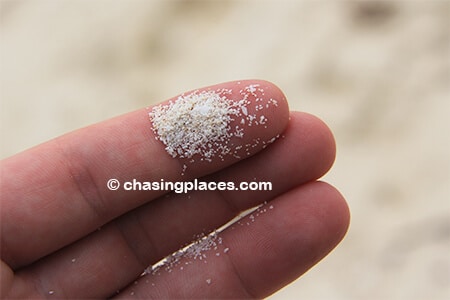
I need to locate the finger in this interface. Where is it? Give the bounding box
[116,181,350,299]
[0,80,289,268]
[9,112,336,298]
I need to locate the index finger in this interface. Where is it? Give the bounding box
[0,80,289,268]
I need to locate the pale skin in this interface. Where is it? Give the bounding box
[0,80,350,299]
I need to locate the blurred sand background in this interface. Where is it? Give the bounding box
[0,0,449,299]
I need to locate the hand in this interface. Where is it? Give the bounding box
[0,80,349,299]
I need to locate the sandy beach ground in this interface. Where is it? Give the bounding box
[1,1,449,299]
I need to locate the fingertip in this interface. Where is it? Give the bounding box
[229,79,290,137]
[148,79,291,172]
[274,181,350,259]
[221,181,350,298]
[309,181,351,244]
[282,112,337,179]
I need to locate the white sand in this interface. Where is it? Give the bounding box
[1,1,449,299]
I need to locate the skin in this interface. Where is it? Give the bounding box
[0,80,350,299]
